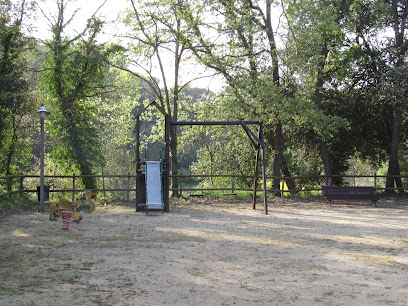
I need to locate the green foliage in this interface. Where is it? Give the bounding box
[2,0,408,198]
[40,7,114,189]
[189,126,255,189]
[0,0,37,178]
[178,94,261,189]
[378,65,408,108]
[282,0,376,180]
[0,192,37,213]
[95,66,142,175]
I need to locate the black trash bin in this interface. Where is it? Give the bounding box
[37,185,50,202]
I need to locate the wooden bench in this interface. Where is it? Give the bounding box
[321,186,379,205]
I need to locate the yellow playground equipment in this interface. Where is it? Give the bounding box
[49,190,96,223]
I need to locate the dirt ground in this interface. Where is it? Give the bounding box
[0,196,407,306]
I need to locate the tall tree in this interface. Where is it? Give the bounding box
[383,0,408,192]
[344,0,408,191]
[0,0,36,183]
[120,0,207,195]
[95,65,141,177]
[179,0,292,193]
[40,0,112,189]
[283,0,356,185]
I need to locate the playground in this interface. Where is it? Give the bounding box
[0,197,407,305]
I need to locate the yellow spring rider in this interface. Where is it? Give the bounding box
[49,190,96,223]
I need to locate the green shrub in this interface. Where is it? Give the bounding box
[0,192,37,213]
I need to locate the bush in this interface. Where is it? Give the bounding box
[0,192,37,214]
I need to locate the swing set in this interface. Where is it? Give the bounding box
[135,101,268,215]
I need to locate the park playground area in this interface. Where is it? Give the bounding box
[0,197,408,305]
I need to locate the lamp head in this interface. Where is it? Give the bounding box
[37,104,51,118]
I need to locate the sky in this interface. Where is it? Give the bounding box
[35,0,129,42]
[32,0,225,92]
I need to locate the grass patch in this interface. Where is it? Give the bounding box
[188,268,207,277]
[57,255,73,261]
[185,189,253,200]
[0,281,37,296]
[12,229,30,237]
[356,255,408,269]
[0,193,38,214]
[64,272,81,282]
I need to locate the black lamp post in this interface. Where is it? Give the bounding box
[37,104,50,212]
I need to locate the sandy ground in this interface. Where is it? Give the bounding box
[0,197,407,306]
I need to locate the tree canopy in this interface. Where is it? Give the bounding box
[1,0,408,196]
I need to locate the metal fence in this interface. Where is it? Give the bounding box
[0,174,136,202]
[172,174,406,195]
[1,173,406,201]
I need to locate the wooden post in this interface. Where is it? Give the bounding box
[374,172,377,190]
[7,176,12,197]
[260,123,268,215]
[179,174,183,197]
[127,172,131,203]
[102,169,106,198]
[20,174,24,197]
[280,177,283,198]
[232,175,235,194]
[136,117,140,171]
[164,115,170,212]
[252,145,260,210]
[72,174,76,201]
[136,116,141,211]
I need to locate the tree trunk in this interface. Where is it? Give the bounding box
[170,124,178,197]
[281,156,296,193]
[314,42,334,185]
[5,116,18,192]
[272,121,282,196]
[74,138,97,190]
[386,104,404,192]
[265,2,283,196]
[319,140,333,186]
[79,164,96,190]
[385,1,406,193]
[68,123,97,190]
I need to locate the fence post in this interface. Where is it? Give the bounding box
[72,174,76,201]
[7,175,12,197]
[179,174,183,197]
[232,175,235,194]
[374,172,377,190]
[102,169,106,198]
[20,174,24,197]
[280,177,283,198]
[127,172,131,203]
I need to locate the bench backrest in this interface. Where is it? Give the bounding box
[322,186,376,195]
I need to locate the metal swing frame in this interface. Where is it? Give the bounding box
[135,101,268,215]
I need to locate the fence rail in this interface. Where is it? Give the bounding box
[172,173,407,195]
[0,174,137,202]
[0,173,406,201]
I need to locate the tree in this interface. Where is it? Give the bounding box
[179,0,294,194]
[95,64,141,177]
[120,0,209,195]
[343,0,408,191]
[0,0,36,185]
[282,0,382,185]
[382,1,408,192]
[181,94,266,189]
[40,0,112,189]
